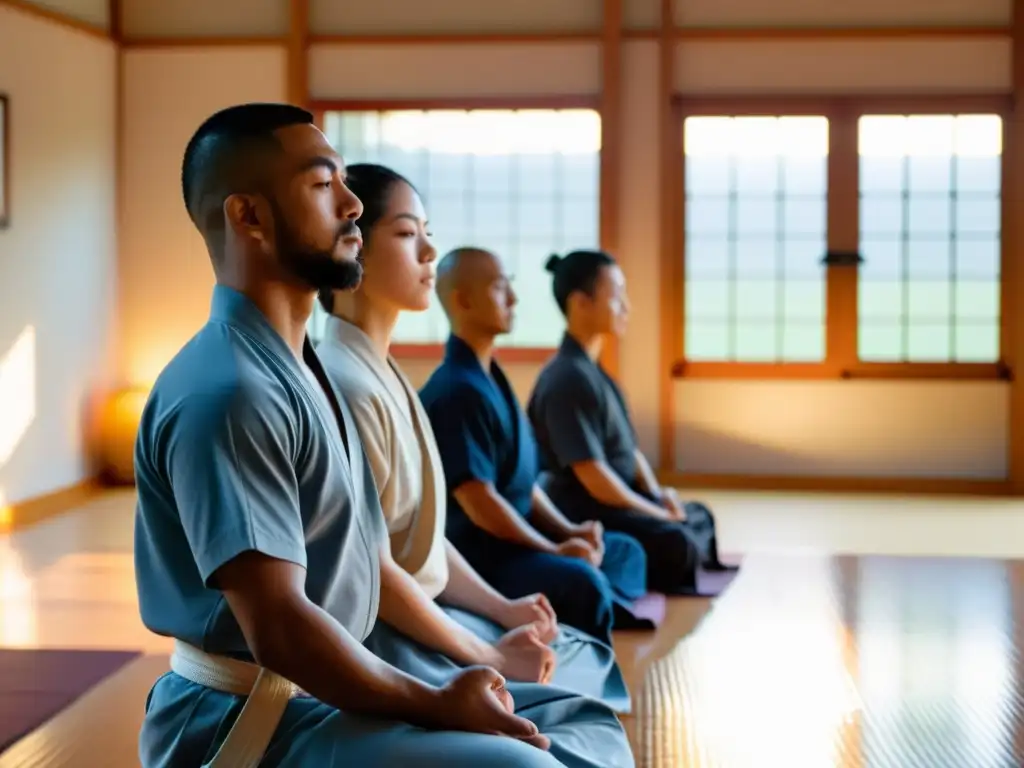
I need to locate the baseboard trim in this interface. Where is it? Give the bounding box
[658,472,1012,497]
[1,479,104,532]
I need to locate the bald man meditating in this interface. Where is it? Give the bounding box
[417,247,652,646]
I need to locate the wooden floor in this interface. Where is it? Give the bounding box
[3,488,1024,767]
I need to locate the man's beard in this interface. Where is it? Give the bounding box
[275,216,363,292]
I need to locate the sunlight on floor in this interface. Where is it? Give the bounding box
[662,557,861,767]
[0,535,37,646]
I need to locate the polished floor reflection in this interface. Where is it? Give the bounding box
[4,489,1024,767]
[636,554,1024,768]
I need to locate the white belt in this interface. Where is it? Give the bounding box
[170,640,304,768]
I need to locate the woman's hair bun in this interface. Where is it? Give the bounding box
[544,253,562,273]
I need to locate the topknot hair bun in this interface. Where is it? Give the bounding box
[544,253,562,273]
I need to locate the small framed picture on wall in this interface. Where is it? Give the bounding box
[0,94,7,229]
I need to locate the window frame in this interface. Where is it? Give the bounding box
[666,93,1014,381]
[311,96,603,364]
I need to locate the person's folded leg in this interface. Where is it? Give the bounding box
[142,666,635,768]
[598,530,647,601]
[464,541,617,646]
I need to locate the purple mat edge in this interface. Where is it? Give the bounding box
[694,553,743,597]
[0,648,143,755]
[626,557,744,626]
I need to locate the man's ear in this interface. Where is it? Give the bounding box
[224,193,269,244]
[565,289,584,316]
[452,285,472,312]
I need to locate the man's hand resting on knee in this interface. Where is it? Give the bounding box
[556,537,603,567]
[492,623,556,684]
[431,667,551,750]
[498,593,558,644]
[212,551,550,750]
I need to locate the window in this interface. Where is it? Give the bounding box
[683,115,829,362]
[314,108,602,348]
[858,114,1002,363]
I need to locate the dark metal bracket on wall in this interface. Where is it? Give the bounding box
[821,250,864,267]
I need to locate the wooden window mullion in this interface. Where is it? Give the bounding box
[825,108,860,373]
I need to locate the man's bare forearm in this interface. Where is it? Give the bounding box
[633,448,661,497]
[455,483,559,553]
[572,460,668,519]
[439,541,511,625]
[529,486,577,542]
[377,554,498,668]
[245,595,444,727]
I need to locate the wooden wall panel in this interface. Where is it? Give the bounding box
[674,381,1009,478]
[624,0,660,30]
[20,0,107,28]
[310,0,601,35]
[121,0,287,38]
[309,42,601,99]
[675,38,1012,94]
[674,0,1010,28]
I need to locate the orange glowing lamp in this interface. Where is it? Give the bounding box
[97,386,150,485]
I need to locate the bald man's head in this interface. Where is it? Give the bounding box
[435,246,517,338]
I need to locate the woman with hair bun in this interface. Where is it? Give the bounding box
[528,250,736,596]
[314,166,638,764]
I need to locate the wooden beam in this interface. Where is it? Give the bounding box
[825,107,859,375]
[310,31,603,45]
[107,24,1012,50]
[598,0,623,379]
[305,25,1008,47]
[0,0,109,39]
[308,96,598,112]
[1008,0,1024,494]
[657,0,678,473]
[108,0,120,42]
[675,93,1012,116]
[287,0,309,107]
[390,345,554,365]
[672,361,1008,380]
[0,480,102,532]
[659,471,1012,497]
[121,35,285,48]
[673,24,1008,41]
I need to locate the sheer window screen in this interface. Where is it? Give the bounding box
[310,109,602,347]
[683,116,829,363]
[858,114,1002,363]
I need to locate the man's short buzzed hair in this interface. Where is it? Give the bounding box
[435,246,494,318]
[180,103,314,256]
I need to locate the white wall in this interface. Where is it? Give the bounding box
[119,47,286,386]
[0,4,117,504]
